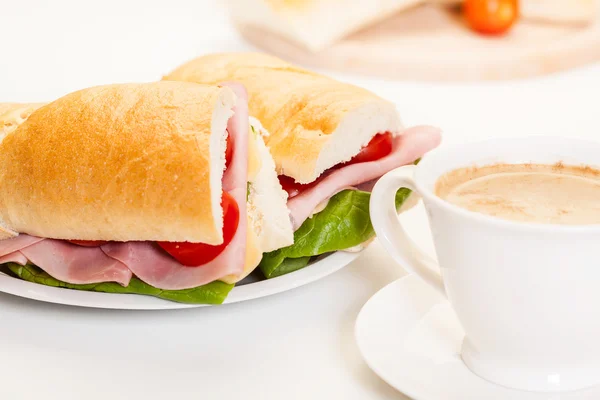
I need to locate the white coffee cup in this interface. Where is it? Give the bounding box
[369,136,600,393]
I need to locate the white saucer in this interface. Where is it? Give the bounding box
[355,274,600,400]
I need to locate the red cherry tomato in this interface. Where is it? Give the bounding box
[158,191,239,267]
[464,0,518,35]
[278,132,394,199]
[68,240,108,247]
[225,130,234,169]
[345,132,393,166]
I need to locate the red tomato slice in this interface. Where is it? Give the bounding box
[345,132,393,166]
[68,240,109,247]
[279,132,393,199]
[158,191,239,267]
[225,130,234,169]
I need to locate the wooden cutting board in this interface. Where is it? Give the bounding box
[237,4,600,81]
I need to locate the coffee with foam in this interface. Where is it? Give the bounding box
[435,163,600,225]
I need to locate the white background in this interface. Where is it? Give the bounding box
[1,1,599,399]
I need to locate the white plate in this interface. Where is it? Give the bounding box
[0,251,361,310]
[355,274,600,400]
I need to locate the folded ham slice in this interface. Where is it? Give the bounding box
[0,252,28,266]
[0,235,132,286]
[21,240,133,286]
[101,241,233,290]
[0,234,43,255]
[286,126,442,230]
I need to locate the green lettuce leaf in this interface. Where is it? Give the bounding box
[259,188,412,278]
[267,256,311,278]
[7,263,233,305]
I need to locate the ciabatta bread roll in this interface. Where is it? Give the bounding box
[0,82,235,243]
[164,52,402,184]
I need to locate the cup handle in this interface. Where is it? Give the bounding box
[370,165,446,297]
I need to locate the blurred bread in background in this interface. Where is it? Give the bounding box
[228,0,598,52]
[520,0,598,24]
[227,0,425,51]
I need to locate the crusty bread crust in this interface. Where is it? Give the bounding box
[0,103,46,239]
[163,52,402,183]
[0,82,236,243]
[1,103,45,143]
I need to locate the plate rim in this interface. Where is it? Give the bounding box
[0,250,362,310]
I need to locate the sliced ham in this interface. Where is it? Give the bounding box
[0,234,132,286]
[216,82,250,280]
[101,241,230,290]
[20,239,132,286]
[0,235,43,268]
[287,125,442,230]
[0,252,28,266]
[0,234,43,256]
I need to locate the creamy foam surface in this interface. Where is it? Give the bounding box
[435,163,600,225]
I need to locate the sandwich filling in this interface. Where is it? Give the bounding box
[285,126,440,230]
[258,125,441,278]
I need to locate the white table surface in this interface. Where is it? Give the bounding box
[1,1,599,399]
